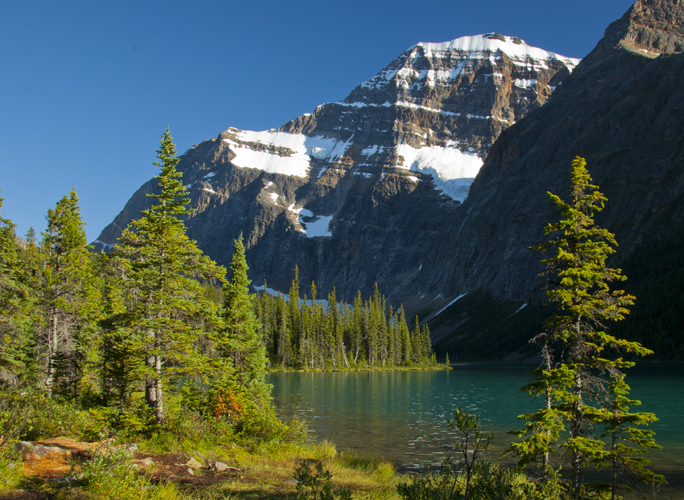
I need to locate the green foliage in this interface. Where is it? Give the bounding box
[509,157,662,499]
[294,460,352,500]
[397,407,494,500]
[37,189,103,399]
[220,235,266,385]
[74,449,178,499]
[0,451,22,493]
[113,128,226,425]
[396,411,570,500]
[0,196,34,385]
[207,375,289,442]
[254,274,438,371]
[597,373,665,496]
[0,388,33,455]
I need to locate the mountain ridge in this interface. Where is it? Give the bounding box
[94,33,577,308]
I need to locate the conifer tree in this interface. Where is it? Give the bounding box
[37,190,101,398]
[221,235,265,386]
[509,158,660,498]
[0,196,33,385]
[115,128,226,424]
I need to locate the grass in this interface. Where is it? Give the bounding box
[4,434,404,500]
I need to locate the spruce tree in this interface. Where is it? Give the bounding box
[37,190,101,398]
[221,235,266,385]
[115,128,226,424]
[509,158,660,497]
[0,196,33,385]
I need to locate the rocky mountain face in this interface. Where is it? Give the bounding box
[95,0,684,360]
[429,0,684,359]
[425,0,684,300]
[94,34,578,306]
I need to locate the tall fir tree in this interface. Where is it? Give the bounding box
[220,235,266,386]
[37,190,101,398]
[115,128,226,424]
[508,158,660,498]
[0,195,33,385]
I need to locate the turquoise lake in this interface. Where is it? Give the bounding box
[267,363,684,497]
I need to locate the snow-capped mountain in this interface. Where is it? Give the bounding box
[94,33,577,308]
[96,0,684,361]
[219,33,578,202]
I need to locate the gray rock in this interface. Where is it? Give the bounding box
[92,0,684,360]
[185,457,202,470]
[213,461,229,472]
[93,30,575,314]
[139,458,155,468]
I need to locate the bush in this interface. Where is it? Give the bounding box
[0,452,22,493]
[206,377,290,442]
[294,460,352,500]
[18,392,109,442]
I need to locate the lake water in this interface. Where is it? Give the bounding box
[268,363,684,497]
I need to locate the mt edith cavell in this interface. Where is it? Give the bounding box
[94,35,578,299]
[96,0,684,359]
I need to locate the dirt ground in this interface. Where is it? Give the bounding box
[0,438,256,500]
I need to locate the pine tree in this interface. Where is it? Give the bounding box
[600,373,665,499]
[115,128,226,424]
[37,190,101,398]
[509,158,659,497]
[0,196,33,385]
[221,235,265,385]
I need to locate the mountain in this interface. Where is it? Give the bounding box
[93,33,578,305]
[96,0,684,361]
[429,0,684,359]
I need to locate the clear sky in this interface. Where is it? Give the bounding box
[0,0,635,241]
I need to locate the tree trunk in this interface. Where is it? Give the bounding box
[154,353,164,425]
[45,312,58,397]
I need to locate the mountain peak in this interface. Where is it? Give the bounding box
[604,0,684,56]
[415,33,580,67]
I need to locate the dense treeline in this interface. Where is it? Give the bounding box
[254,271,435,370]
[0,128,439,431]
[0,130,283,437]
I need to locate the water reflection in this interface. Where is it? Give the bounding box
[268,364,684,490]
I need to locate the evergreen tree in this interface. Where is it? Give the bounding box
[599,373,665,499]
[37,190,101,398]
[0,196,33,385]
[509,158,660,497]
[221,235,265,385]
[115,128,226,424]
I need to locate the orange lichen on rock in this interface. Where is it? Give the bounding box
[15,437,109,479]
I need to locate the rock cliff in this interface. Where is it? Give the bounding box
[94,34,577,306]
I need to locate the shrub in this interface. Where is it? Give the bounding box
[294,460,352,500]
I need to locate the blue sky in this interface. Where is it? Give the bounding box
[0,0,635,241]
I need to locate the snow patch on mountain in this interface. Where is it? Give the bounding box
[395,145,483,202]
[222,129,352,177]
[418,34,580,69]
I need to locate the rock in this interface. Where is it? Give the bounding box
[185,457,202,470]
[187,468,194,476]
[92,0,684,361]
[139,458,155,468]
[283,478,299,486]
[14,440,79,461]
[213,461,229,472]
[93,33,576,313]
[126,444,138,453]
